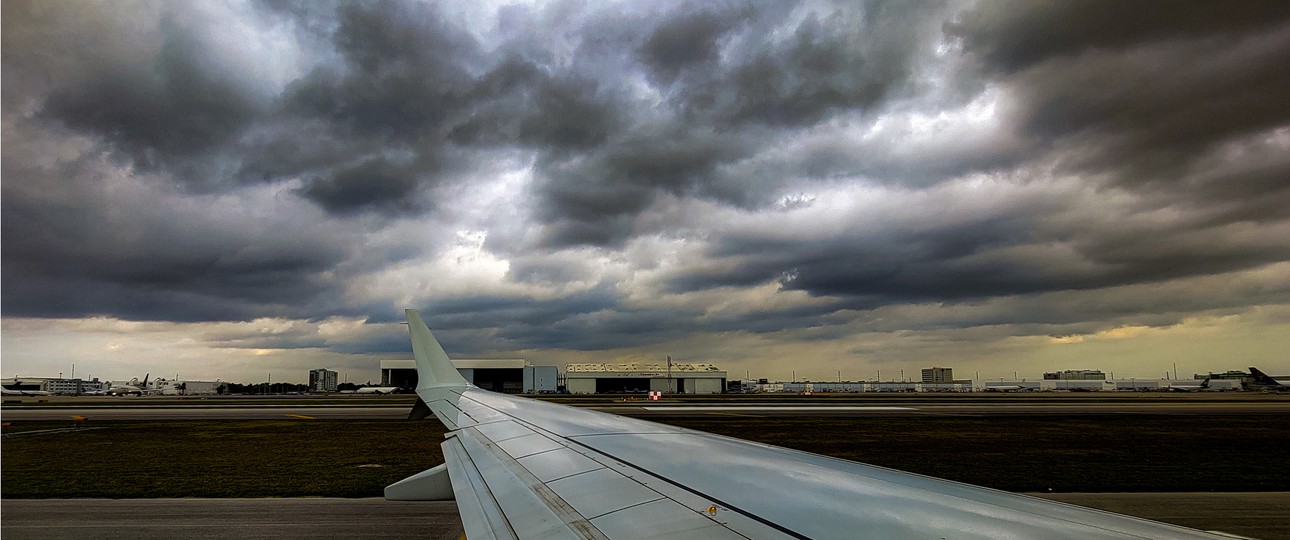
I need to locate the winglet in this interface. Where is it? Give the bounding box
[406,309,469,390]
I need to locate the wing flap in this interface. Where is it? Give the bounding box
[442,435,515,540]
[445,424,605,539]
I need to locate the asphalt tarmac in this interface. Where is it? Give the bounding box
[5,400,1290,420]
[0,406,408,421]
[3,494,1286,540]
[0,499,464,540]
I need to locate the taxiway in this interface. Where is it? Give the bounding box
[4,400,1289,420]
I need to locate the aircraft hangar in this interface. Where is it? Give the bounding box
[380,359,557,394]
[564,362,727,394]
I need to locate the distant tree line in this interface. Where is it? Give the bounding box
[215,382,310,395]
[212,381,400,395]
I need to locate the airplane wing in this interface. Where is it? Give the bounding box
[388,309,1228,539]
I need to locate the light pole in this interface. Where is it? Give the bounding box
[666,355,673,394]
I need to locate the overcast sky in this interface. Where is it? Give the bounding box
[4,0,1289,384]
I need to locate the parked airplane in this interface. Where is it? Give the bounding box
[1248,367,1290,392]
[386,309,1231,539]
[1168,378,1211,392]
[107,374,152,396]
[355,386,401,394]
[983,384,1026,392]
[1,387,51,397]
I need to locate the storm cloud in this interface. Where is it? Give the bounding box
[3,0,1288,381]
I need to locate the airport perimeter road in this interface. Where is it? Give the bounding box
[3,495,1286,539]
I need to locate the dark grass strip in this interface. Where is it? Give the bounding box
[2,414,1287,498]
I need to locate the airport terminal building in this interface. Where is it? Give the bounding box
[565,362,727,394]
[380,359,557,394]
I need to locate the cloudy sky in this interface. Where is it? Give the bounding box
[4,0,1290,384]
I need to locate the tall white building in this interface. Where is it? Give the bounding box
[1044,370,1106,380]
[921,367,954,383]
[309,368,338,393]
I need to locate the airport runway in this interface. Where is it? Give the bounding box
[3,495,1286,540]
[614,401,1290,417]
[5,401,1290,420]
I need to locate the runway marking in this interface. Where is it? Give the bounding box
[286,414,316,420]
[641,406,915,412]
[707,411,763,417]
[1,426,107,437]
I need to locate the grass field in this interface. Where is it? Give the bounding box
[2,420,446,498]
[3,414,1288,498]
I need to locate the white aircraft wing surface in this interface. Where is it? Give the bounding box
[387,310,1228,539]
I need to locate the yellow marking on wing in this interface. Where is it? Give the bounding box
[286,414,316,420]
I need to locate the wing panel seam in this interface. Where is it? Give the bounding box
[559,434,810,540]
[442,436,518,539]
[582,495,667,521]
[461,427,610,540]
[456,394,789,539]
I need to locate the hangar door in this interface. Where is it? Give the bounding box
[596,378,651,394]
[472,368,525,394]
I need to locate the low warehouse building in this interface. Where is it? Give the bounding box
[565,362,726,395]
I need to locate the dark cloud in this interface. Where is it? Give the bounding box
[285,1,480,138]
[665,188,1290,311]
[533,123,759,247]
[251,1,491,216]
[3,0,1288,369]
[947,0,1290,74]
[668,1,946,128]
[1010,32,1290,181]
[296,157,426,215]
[948,1,1290,206]
[414,287,644,352]
[5,4,262,181]
[639,7,748,85]
[524,1,958,248]
[0,121,350,321]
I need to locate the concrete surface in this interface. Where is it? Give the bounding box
[0,499,464,540]
[3,494,1287,539]
[1036,492,1290,540]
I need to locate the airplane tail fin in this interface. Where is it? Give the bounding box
[1249,367,1283,386]
[1200,378,1210,389]
[405,309,469,391]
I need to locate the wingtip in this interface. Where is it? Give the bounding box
[405,308,469,389]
